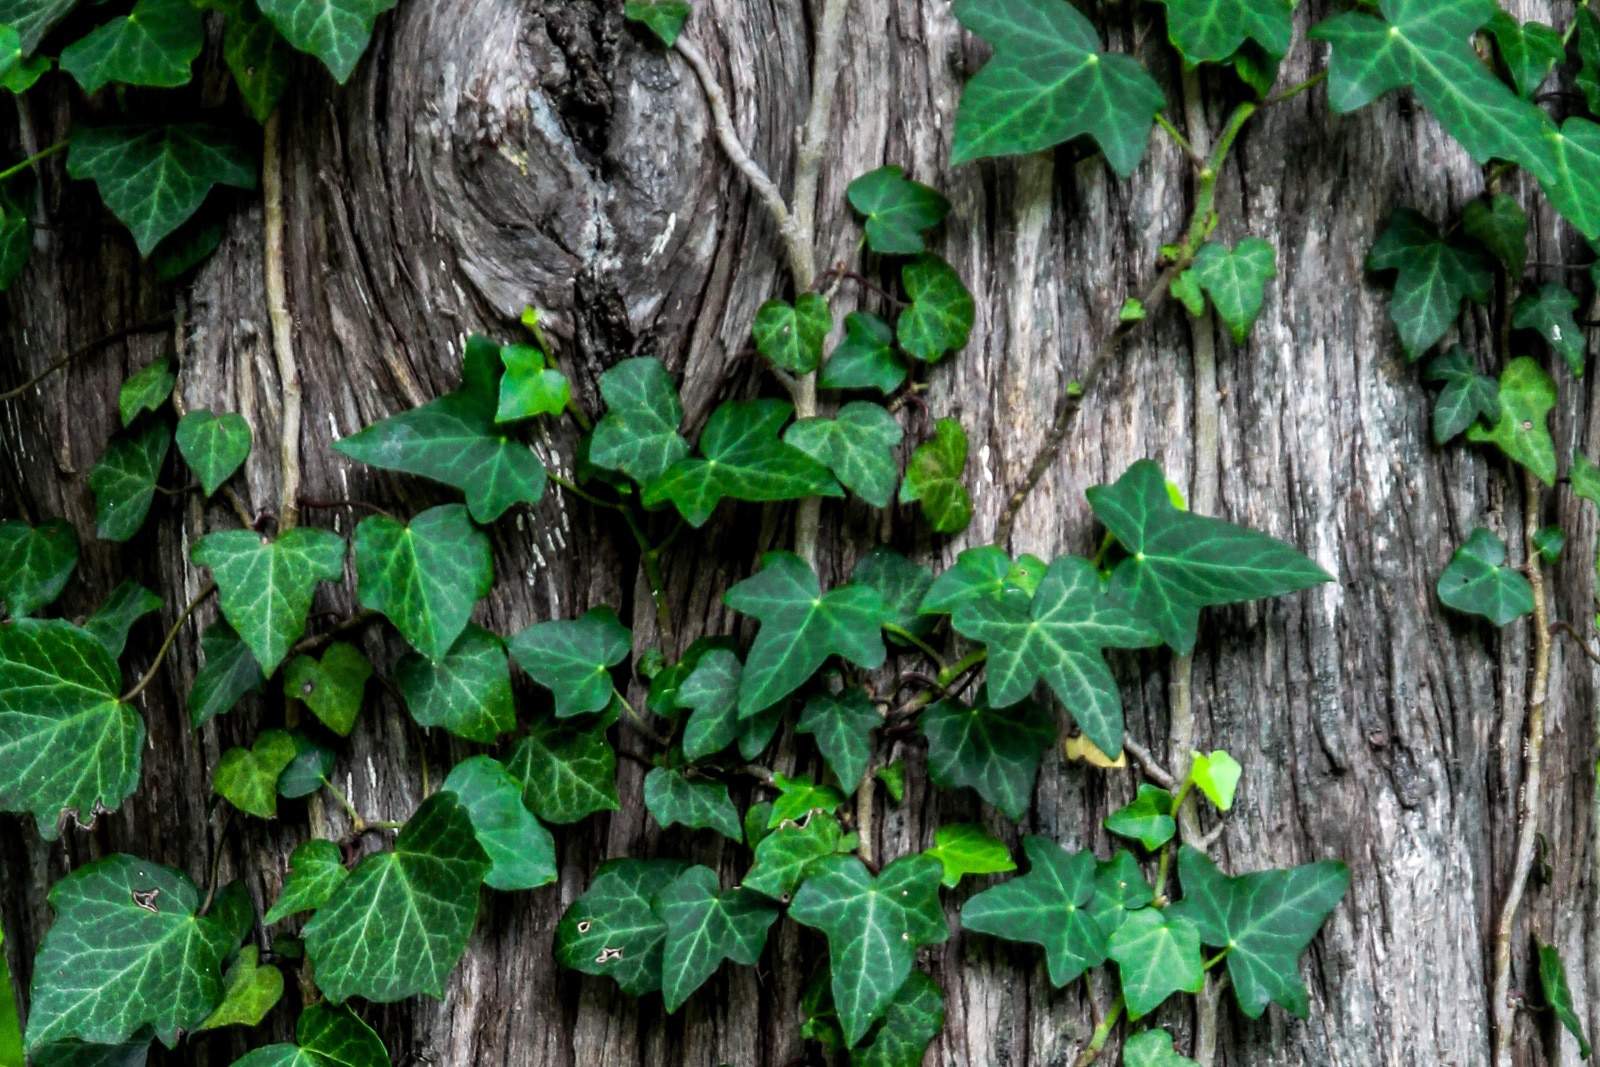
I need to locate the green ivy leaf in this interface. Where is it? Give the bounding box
[59,0,203,93]
[951,554,1161,757]
[1533,525,1565,563]
[1183,238,1276,342]
[743,810,847,901]
[84,581,162,657]
[789,854,949,1047]
[196,946,283,1031]
[68,124,257,256]
[496,343,569,423]
[846,166,950,255]
[1106,907,1205,1020]
[264,839,348,924]
[188,622,264,728]
[898,417,972,534]
[961,836,1105,985]
[724,552,887,715]
[644,399,842,526]
[798,688,878,793]
[1169,845,1350,1018]
[1364,208,1493,360]
[508,606,631,718]
[1575,451,1600,507]
[589,357,689,486]
[1188,749,1241,811]
[354,504,491,663]
[24,854,232,1049]
[506,717,619,823]
[624,0,689,46]
[1087,459,1332,654]
[1124,1029,1200,1067]
[555,858,689,995]
[950,0,1164,176]
[655,865,778,1013]
[754,294,832,374]
[769,772,846,827]
[0,0,75,54]
[303,791,490,1003]
[0,518,78,618]
[1152,0,1291,65]
[1486,12,1562,98]
[876,761,906,803]
[90,420,171,542]
[1513,283,1586,377]
[1461,195,1528,276]
[276,732,334,799]
[1105,784,1176,851]
[214,729,298,818]
[119,360,175,427]
[282,642,371,737]
[1538,942,1593,1058]
[851,970,944,1067]
[851,548,934,643]
[0,619,142,838]
[27,1039,152,1067]
[441,755,557,892]
[1091,849,1155,938]
[920,695,1054,821]
[819,312,908,395]
[1436,527,1534,626]
[1465,356,1557,485]
[216,0,296,123]
[924,823,1015,888]
[896,255,973,363]
[679,647,775,760]
[395,624,514,743]
[1423,346,1500,445]
[192,527,347,675]
[1542,118,1600,242]
[643,767,742,841]
[175,410,252,496]
[919,545,1046,615]
[1580,9,1600,115]
[229,1003,388,1067]
[784,401,903,508]
[257,0,395,82]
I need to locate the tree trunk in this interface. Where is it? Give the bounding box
[2,1,1596,1065]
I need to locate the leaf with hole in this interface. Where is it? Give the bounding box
[1436,527,1533,626]
[506,717,619,824]
[896,255,973,363]
[785,401,903,508]
[1423,346,1500,445]
[395,624,514,743]
[264,840,348,924]
[90,421,170,543]
[508,606,631,718]
[847,166,950,255]
[282,642,371,736]
[924,823,1015,888]
[59,0,203,93]
[354,504,491,663]
[555,858,689,996]
[0,519,77,619]
[1465,356,1557,485]
[753,294,832,375]
[1513,283,1586,377]
[175,410,252,496]
[920,695,1054,821]
[441,755,557,892]
[655,865,778,1013]
[819,312,907,395]
[214,729,297,819]
[899,417,972,534]
[798,688,878,793]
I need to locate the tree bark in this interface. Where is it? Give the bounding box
[2,1,1596,1064]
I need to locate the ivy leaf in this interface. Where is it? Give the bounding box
[896,255,973,363]
[924,823,1016,888]
[90,421,171,542]
[195,946,283,1031]
[784,401,904,508]
[282,642,371,736]
[1423,346,1500,445]
[589,357,689,486]
[754,294,832,374]
[0,195,26,291]
[175,410,252,496]
[1188,750,1241,811]
[0,0,75,54]
[1533,525,1565,563]
[644,399,842,527]
[1183,238,1276,342]
[555,858,689,995]
[26,1039,152,1067]
[333,336,547,523]
[1152,0,1291,65]
[1465,356,1557,485]
[624,0,690,47]
[769,772,847,827]
[743,810,847,902]
[1106,908,1205,1020]
[1091,849,1155,938]
[798,688,879,792]
[0,619,143,838]
[876,761,905,804]
[59,0,203,93]
[920,695,1054,820]
[724,552,888,715]
[188,622,264,728]
[214,729,298,818]
[1364,208,1493,360]
[24,854,232,1049]
[257,0,395,82]
[496,343,569,423]
[192,527,346,676]
[819,312,907,395]
[1436,527,1534,626]
[960,836,1104,986]
[919,545,1046,615]
[951,554,1161,757]
[441,755,557,892]
[275,732,334,799]
[655,865,778,1013]
[846,166,950,255]
[228,1003,387,1067]
[354,504,491,663]
[218,0,296,124]
[1486,13,1562,98]
[1542,118,1600,242]
[851,970,944,1067]
[506,717,619,824]
[950,0,1165,176]
[1513,283,1586,377]
[68,125,257,256]
[1087,459,1332,654]
[303,791,491,1003]
[264,839,348,924]
[1539,942,1592,1058]
[1576,451,1600,507]
[1461,195,1528,276]
[119,360,175,426]
[679,647,779,761]
[1169,845,1350,1018]
[851,548,934,642]
[1124,1029,1200,1067]
[1105,785,1176,851]
[395,624,514,743]
[899,417,972,534]
[643,767,742,841]
[789,854,949,1047]
[0,518,78,618]
[508,606,631,718]
[84,581,162,657]
[1581,9,1600,116]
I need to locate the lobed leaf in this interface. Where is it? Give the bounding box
[506,717,619,824]
[508,606,632,718]
[441,755,557,892]
[846,166,950,255]
[264,840,348,924]
[819,312,907,395]
[654,866,778,1012]
[961,836,1105,986]
[898,417,972,534]
[643,767,742,841]
[0,518,78,619]
[1436,527,1534,626]
[920,695,1054,821]
[354,504,492,663]
[394,624,515,743]
[90,421,171,542]
[1465,356,1557,485]
[784,401,903,508]
[191,527,347,675]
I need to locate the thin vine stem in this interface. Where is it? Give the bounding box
[613,686,671,746]
[1263,70,1328,107]
[0,140,66,183]
[1071,994,1125,1067]
[883,623,946,669]
[120,581,216,703]
[0,313,175,403]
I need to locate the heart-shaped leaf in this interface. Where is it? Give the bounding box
[899,417,972,534]
[753,294,832,374]
[846,166,951,255]
[589,356,690,486]
[1181,237,1276,343]
[192,527,346,675]
[257,0,396,82]
[896,255,973,363]
[1105,785,1176,851]
[281,641,371,736]
[1188,750,1241,811]
[1436,527,1534,626]
[1465,356,1557,485]
[508,606,631,718]
[213,729,297,818]
[654,865,778,1013]
[90,420,171,542]
[784,401,903,508]
[394,624,514,743]
[264,839,348,924]
[175,410,252,496]
[354,504,492,663]
[0,519,78,619]
[920,695,1054,821]
[819,312,907,395]
[496,343,569,423]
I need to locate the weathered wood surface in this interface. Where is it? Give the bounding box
[2,0,1597,1064]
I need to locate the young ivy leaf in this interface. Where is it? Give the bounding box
[919,695,1054,821]
[395,624,515,743]
[1465,356,1557,485]
[264,839,349,924]
[1436,527,1534,627]
[949,0,1165,176]
[724,552,888,715]
[1533,525,1565,564]
[0,518,78,619]
[797,688,878,793]
[1486,12,1562,99]
[1182,238,1277,343]
[819,312,908,395]
[643,767,742,841]
[192,527,347,675]
[175,410,252,496]
[1105,784,1177,851]
[1575,452,1600,508]
[1151,0,1291,66]
[1086,459,1332,654]
[923,823,1016,888]
[654,865,779,1013]
[188,622,265,728]
[257,0,396,83]
[58,0,203,93]
[282,641,371,736]
[214,729,298,818]
[588,356,690,486]
[769,772,847,827]
[1538,942,1593,1058]
[119,360,175,427]
[506,717,620,824]
[1124,1029,1201,1067]
[195,945,284,1032]
[84,581,162,658]
[1460,194,1528,277]
[1107,908,1205,1020]
[846,166,951,256]
[851,970,945,1067]
[743,810,847,901]
[1364,208,1492,360]
[23,854,233,1050]
[919,545,1047,615]
[303,791,491,1003]
[643,399,842,527]
[214,0,296,124]
[496,343,570,423]
[0,619,143,838]
[784,401,904,508]
[1188,750,1242,812]
[1168,845,1350,1018]
[90,420,171,542]
[508,606,632,718]
[354,504,492,663]
[1423,346,1500,445]
[1512,283,1586,378]
[961,837,1106,986]
[899,417,973,535]
[896,254,974,363]
[624,0,690,47]
[753,294,832,374]
[440,755,557,892]
[229,1003,388,1067]
[789,854,949,1048]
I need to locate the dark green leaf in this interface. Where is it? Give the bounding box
[962,836,1104,986]
[785,401,903,508]
[798,688,878,793]
[1513,283,1586,377]
[846,166,950,255]
[496,343,569,423]
[227,1003,387,1067]
[743,810,846,901]
[1436,527,1534,626]
[1105,784,1176,851]
[851,548,934,642]
[175,410,252,496]
[624,0,689,46]
[1465,356,1557,484]
[1423,346,1500,445]
[214,729,297,818]
[643,767,742,841]
[1543,118,1600,242]
[555,858,688,995]
[220,0,295,123]
[851,970,944,1067]
[354,504,491,662]
[1486,12,1562,98]
[506,717,619,823]
[753,294,832,374]
[0,518,77,618]
[920,695,1054,821]
[1153,0,1291,65]
[924,823,1015,888]
[118,360,175,427]
[1539,942,1592,1058]
[1107,907,1205,1020]
[820,312,907,395]
[84,581,161,657]
[1364,208,1493,360]
[441,755,557,892]
[192,527,347,675]
[677,646,763,760]
[0,0,76,54]
[896,255,973,363]
[264,840,348,924]
[898,417,972,534]
[257,0,395,82]
[1090,849,1155,938]
[1581,9,1600,116]
[1461,194,1528,276]
[188,622,264,728]
[282,642,371,736]
[654,865,778,1013]
[589,356,689,486]
[90,421,170,542]
[1184,237,1276,342]
[508,606,631,718]
[59,0,203,92]
[0,195,28,291]
[1534,525,1565,563]
[395,624,514,743]
[919,545,1046,615]
[275,732,334,799]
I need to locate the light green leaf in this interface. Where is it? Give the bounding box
[851,548,934,642]
[850,970,944,1067]
[1465,356,1557,485]
[655,865,778,1013]
[876,760,906,803]
[624,0,689,46]
[84,581,162,657]
[496,343,569,423]
[0,518,77,618]
[1513,283,1586,377]
[282,642,371,736]
[192,527,347,675]
[784,401,903,508]
[919,545,1047,615]
[264,839,348,924]
[59,0,203,92]
[1423,346,1500,445]
[257,0,395,82]
[1436,527,1534,626]
[555,858,688,995]
[196,946,283,1031]
[1188,750,1241,811]
[1124,1029,1201,1067]
[743,810,847,901]
[846,166,950,255]
[214,729,297,818]
[395,624,514,743]
[1106,907,1205,1020]
[753,294,832,374]
[898,417,972,534]
[175,410,252,495]
[0,0,75,54]
[1461,194,1528,276]
[90,420,171,542]
[820,312,908,395]
[441,755,557,892]
[1542,118,1600,242]
[643,767,742,841]
[798,688,878,793]
[229,1003,388,1067]
[506,717,619,824]
[920,695,1054,821]
[118,360,175,427]
[219,0,296,123]
[508,606,631,718]
[275,732,334,799]
[1539,942,1592,1058]
[896,255,973,363]
[1105,784,1176,851]
[188,622,264,728]
[950,0,1164,176]
[924,823,1015,888]
[1183,237,1276,342]
[589,357,689,486]
[961,836,1104,985]
[1153,0,1290,65]
[354,504,491,662]
[1486,12,1562,99]
[1364,208,1493,360]
[769,772,846,827]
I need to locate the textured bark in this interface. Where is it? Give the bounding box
[2,1,1598,1064]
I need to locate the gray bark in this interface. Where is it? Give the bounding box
[2,0,1597,1064]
